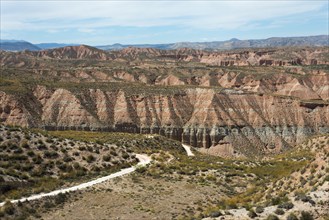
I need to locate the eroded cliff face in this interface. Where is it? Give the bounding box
[1,46,328,157]
[0,92,32,127]
[1,86,328,157]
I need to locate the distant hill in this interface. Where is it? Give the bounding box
[96,43,174,50]
[35,43,80,49]
[97,35,328,50]
[169,35,329,50]
[1,35,328,51]
[31,45,110,60]
[0,40,40,51]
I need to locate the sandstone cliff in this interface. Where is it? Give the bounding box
[1,85,328,157]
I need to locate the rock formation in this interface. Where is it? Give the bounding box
[0,46,328,156]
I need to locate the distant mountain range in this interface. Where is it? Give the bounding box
[1,35,328,52]
[0,40,79,51]
[96,43,175,50]
[0,40,41,51]
[97,35,329,51]
[35,43,80,49]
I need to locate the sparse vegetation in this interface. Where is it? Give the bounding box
[0,125,137,204]
[0,127,328,220]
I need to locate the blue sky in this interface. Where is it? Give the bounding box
[1,0,328,45]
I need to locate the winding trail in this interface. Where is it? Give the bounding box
[182,144,195,156]
[0,154,151,207]
[1,144,193,207]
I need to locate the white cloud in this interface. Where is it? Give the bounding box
[1,0,327,31]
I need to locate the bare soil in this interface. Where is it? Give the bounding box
[41,175,224,220]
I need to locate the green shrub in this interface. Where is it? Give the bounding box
[45,138,54,143]
[26,150,35,157]
[103,154,111,162]
[32,155,43,164]
[50,144,58,151]
[86,154,95,163]
[21,141,29,149]
[37,143,47,150]
[43,150,59,159]
[274,208,285,215]
[63,155,73,162]
[324,175,329,182]
[278,202,294,210]
[110,150,118,156]
[72,162,81,170]
[2,202,15,215]
[255,206,264,213]
[248,210,257,218]
[43,201,54,209]
[96,140,103,145]
[54,193,67,205]
[122,153,130,159]
[271,196,287,205]
[287,213,298,220]
[266,214,279,220]
[136,166,147,174]
[300,211,313,220]
[209,211,222,218]
[13,147,23,154]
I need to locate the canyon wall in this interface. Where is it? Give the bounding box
[1,86,328,156]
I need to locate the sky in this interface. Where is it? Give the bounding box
[1,0,328,45]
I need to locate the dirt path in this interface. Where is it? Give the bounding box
[0,154,151,207]
[1,143,194,207]
[182,144,195,156]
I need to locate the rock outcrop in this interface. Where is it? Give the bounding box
[0,92,32,127]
